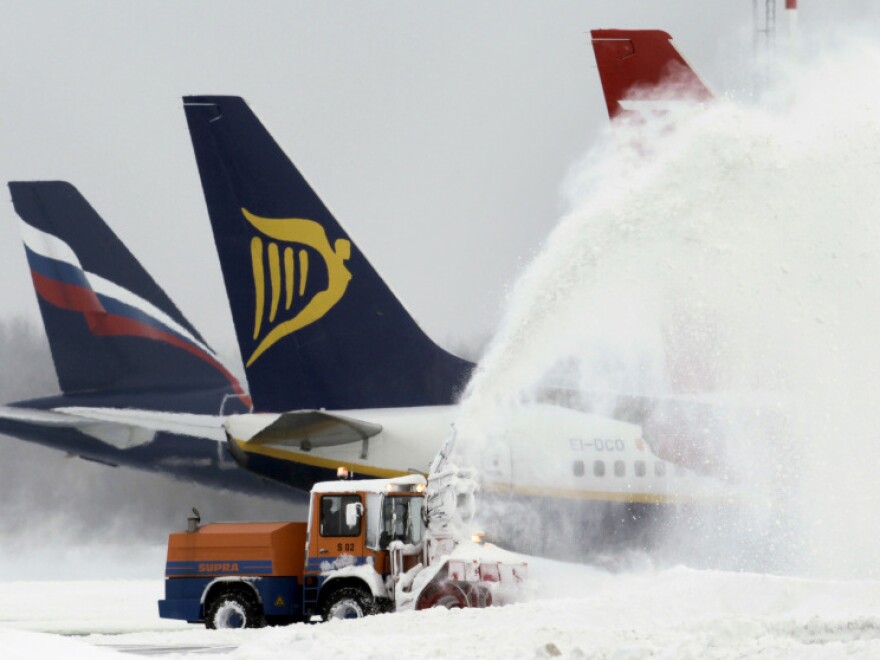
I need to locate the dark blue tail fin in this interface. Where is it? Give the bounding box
[8,181,249,412]
[183,96,473,412]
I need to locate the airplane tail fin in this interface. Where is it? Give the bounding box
[183,96,473,413]
[9,181,248,412]
[591,29,713,121]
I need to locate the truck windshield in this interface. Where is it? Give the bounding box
[382,495,423,546]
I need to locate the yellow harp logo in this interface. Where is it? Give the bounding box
[243,208,352,366]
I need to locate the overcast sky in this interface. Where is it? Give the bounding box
[1,1,876,371]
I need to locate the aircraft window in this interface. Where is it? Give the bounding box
[634,461,646,477]
[573,460,585,477]
[593,460,605,477]
[654,462,667,477]
[614,460,625,477]
[320,494,362,537]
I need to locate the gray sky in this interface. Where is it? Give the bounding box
[0,0,878,545]
[0,1,874,370]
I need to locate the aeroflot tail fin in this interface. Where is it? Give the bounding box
[8,181,248,411]
[183,96,474,413]
[591,29,713,121]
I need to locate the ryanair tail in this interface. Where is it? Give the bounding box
[591,29,713,121]
[183,96,474,413]
[8,181,249,413]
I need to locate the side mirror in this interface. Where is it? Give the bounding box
[345,502,363,529]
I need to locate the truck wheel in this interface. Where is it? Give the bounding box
[205,589,265,629]
[322,586,374,621]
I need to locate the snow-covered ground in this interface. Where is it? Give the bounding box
[1,544,880,659]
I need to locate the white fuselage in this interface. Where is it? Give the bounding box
[226,403,735,505]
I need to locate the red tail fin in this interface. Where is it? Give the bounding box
[591,29,713,121]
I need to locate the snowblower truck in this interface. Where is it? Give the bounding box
[158,462,526,627]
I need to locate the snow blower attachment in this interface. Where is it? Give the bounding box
[159,438,527,627]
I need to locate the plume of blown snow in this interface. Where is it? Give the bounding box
[458,34,880,578]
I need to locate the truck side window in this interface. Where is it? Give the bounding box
[320,494,362,537]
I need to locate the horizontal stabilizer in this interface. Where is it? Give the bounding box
[227,410,382,450]
[0,405,224,449]
[223,410,404,485]
[55,407,226,442]
[0,405,81,426]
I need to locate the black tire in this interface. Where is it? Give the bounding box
[321,585,375,621]
[205,587,266,629]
